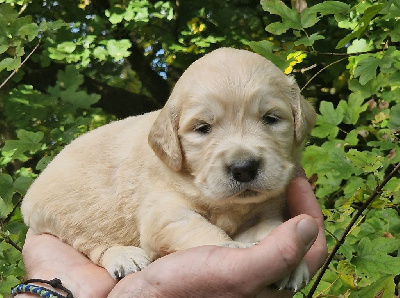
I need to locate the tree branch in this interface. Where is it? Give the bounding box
[307,162,400,298]
[1,234,22,253]
[0,40,41,91]
[309,42,389,57]
[301,57,347,91]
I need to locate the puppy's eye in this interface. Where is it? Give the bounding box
[194,123,212,134]
[262,114,280,125]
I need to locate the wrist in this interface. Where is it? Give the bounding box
[11,278,74,298]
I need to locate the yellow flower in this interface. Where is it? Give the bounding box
[188,17,206,34]
[78,0,91,10]
[284,52,307,74]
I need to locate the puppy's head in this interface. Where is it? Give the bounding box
[149,48,316,201]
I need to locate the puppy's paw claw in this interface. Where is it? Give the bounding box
[276,259,309,292]
[101,246,152,279]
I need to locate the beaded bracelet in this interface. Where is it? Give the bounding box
[11,278,74,298]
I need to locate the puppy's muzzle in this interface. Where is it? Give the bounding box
[228,158,260,183]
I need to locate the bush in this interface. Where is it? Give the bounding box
[1,0,399,296]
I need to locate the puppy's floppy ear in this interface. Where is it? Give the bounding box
[287,77,317,145]
[148,104,182,171]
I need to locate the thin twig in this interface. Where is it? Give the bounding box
[3,235,23,252]
[299,46,388,88]
[19,3,29,15]
[301,57,348,91]
[0,39,41,91]
[309,48,386,57]
[307,162,400,298]
[324,228,339,243]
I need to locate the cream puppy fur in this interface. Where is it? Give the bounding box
[22,48,316,291]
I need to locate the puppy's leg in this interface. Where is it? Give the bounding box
[139,196,254,259]
[100,246,152,279]
[88,244,151,280]
[276,259,309,292]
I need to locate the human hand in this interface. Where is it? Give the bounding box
[286,169,327,277]
[19,170,326,298]
[19,229,116,297]
[107,171,327,298]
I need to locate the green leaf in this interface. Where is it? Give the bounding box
[0,3,18,23]
[248,40,291,71]
[108,12,124,24]
[18,23,40,41]
[347,39,371,54]
[2,130,44,159]
[388,104,400,129]
[17,129,44,144]
[93,46,108,61]
[0,275,20,294]
[303,142,357,198]
[261,0,302,33]
[336,4,384,49]
[0,57,21,72]
[319,101,344,125]
[36,156,54,171]
[354,276,396,298]
[13,176,33,195]
[56,65,84,90]
[343,176,364,198]
[265,22,292,35]
[60,87,101,109]
[0,43,8,54]
[312,101,344,139]
[354,57,381,85]
[294,33,324,47]
[0,174,14,217]
[337,260,357,289]
[9,15,33,36]
[57,41,77,54]
[0,173,14,200]
[338,93,368,125]
[0,196,14,218]
[308,1,350,16]
[344,129,359,146]
[300,9,319,28]
[354,237,400,279]
[345,149,383,173]
[106,39,131,60]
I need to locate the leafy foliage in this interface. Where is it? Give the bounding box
[250,0,400,296]
[0,0,399,297]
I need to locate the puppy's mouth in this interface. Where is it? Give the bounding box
[237,189,260,198]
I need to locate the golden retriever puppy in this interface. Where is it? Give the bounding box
[22,48,316,291]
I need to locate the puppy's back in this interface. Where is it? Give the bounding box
[21,111,160,254]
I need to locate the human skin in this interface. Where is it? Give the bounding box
[16,172,327,298]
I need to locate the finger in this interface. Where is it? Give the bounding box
[233,215,319,291]
[287,175,321,220]
[286,175,327,275]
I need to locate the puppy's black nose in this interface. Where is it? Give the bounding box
[229,159,260,183]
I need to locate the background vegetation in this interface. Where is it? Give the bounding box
[0,0,399,297]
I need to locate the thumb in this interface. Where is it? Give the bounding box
[237,215,318,289]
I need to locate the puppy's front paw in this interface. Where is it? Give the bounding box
[101,246,152,279]
[276,259,309,292]
[220,241,256,249]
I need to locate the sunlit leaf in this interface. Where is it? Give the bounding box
[354,237,400,279]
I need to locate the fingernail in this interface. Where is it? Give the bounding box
[297,217,318,250]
